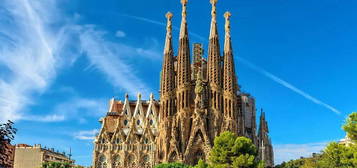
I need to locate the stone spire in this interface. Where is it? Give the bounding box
[160,12,175,98]
[222,11,239,134]
[257,109,274,167]
[207,0,223,142]
[176,0,191,109]
[207,0,221,87]
[223,11,238,94]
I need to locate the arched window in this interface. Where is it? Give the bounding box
[99,138,106,144]
[97,155,107,168]
[112,155,121,168]
[115,137,121,144]
[127,154,136,166]
[124,120,128,126]
[143,138,149,144]
[137,119,141,125]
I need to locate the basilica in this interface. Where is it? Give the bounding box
[92,0,274,167]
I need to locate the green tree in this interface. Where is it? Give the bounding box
[193,160,209,168]
[154,162,192,168]
[343,112,357,142]
[318,142,357,168]
[209,131,262,168]
[42,162,72,168]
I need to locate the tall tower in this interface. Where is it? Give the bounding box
[173,0,193,159]
[207,0,223,139]
[258,110,274,167]
[222,12,241,135]
[157,12,176,162]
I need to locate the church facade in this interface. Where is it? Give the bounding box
[92,0,274,167]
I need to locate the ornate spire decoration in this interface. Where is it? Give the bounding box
[177,0,191,88]
[180,0,188,39]
[164,12,173,54]
[209,0,218,39]
[224,11,232,53]
[223,11,237,93]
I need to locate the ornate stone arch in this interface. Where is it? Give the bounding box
[168,151,177,162]
[97,154,107,168]
[126,154,137,167]
[111,154,121,168]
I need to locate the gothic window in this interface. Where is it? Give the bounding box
[143,155,150,164]
[127,154,136,166]
[99,138,106,144]
[149,119,154,125]
[97,155,107,168]
[124,120,128,126]
[115,138,121,144]
[137,120,141,125]
[144,138,149,144]
[112,155,121,168]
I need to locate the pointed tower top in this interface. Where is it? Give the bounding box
[164,12,173,54]
[209,0,218,38]
[224,11,232,52]
[224,12,232,32]
[125,93,129,99]
[210,0,218,5]
[150,93,154,101]
[137,93,142,100]
[166,11,173,19]
[180,0,188,38]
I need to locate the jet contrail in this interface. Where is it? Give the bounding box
[120,14,342,116]
[120,14,206,41]
[237,57,342,115]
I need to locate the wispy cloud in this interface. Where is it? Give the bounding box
[0,0,68,122]
[274,142,327,164]
[115,30,126,38]
[238,57,342,115]
[121,14,206,41]
[79,26,153,96]
[52,97,107,120]
[23,114,66,122]
[74,129,99,140]
[0,1,159,122]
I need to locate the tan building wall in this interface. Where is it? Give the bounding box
[14,144,74,168]
[14,145,42,168]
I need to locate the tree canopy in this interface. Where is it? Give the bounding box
[276,112,357,168]
[209,131,263,168]
[343,112,357,142]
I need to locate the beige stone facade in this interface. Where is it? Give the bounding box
[92,0,274,167]
[14,144,74,168]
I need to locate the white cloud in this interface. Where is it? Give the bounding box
[0,0,67,122]
[115,30,126,38]
[52,97,107,119]
[238,57,342,115]
[0,0,158,122]
[74,129,99,140]
[79,26,153,96]
[274,142,327,164]
[23,114,66,122]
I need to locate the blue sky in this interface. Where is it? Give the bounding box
[0,0,356,166]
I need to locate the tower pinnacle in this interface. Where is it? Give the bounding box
[180,0,188,39]
[164,12,173,54]
[209,0,218,38]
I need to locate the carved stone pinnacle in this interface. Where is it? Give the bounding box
[166,12,173,19]
[181,0,188,5]
[224,11,231,19]
[210,0,218,5]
